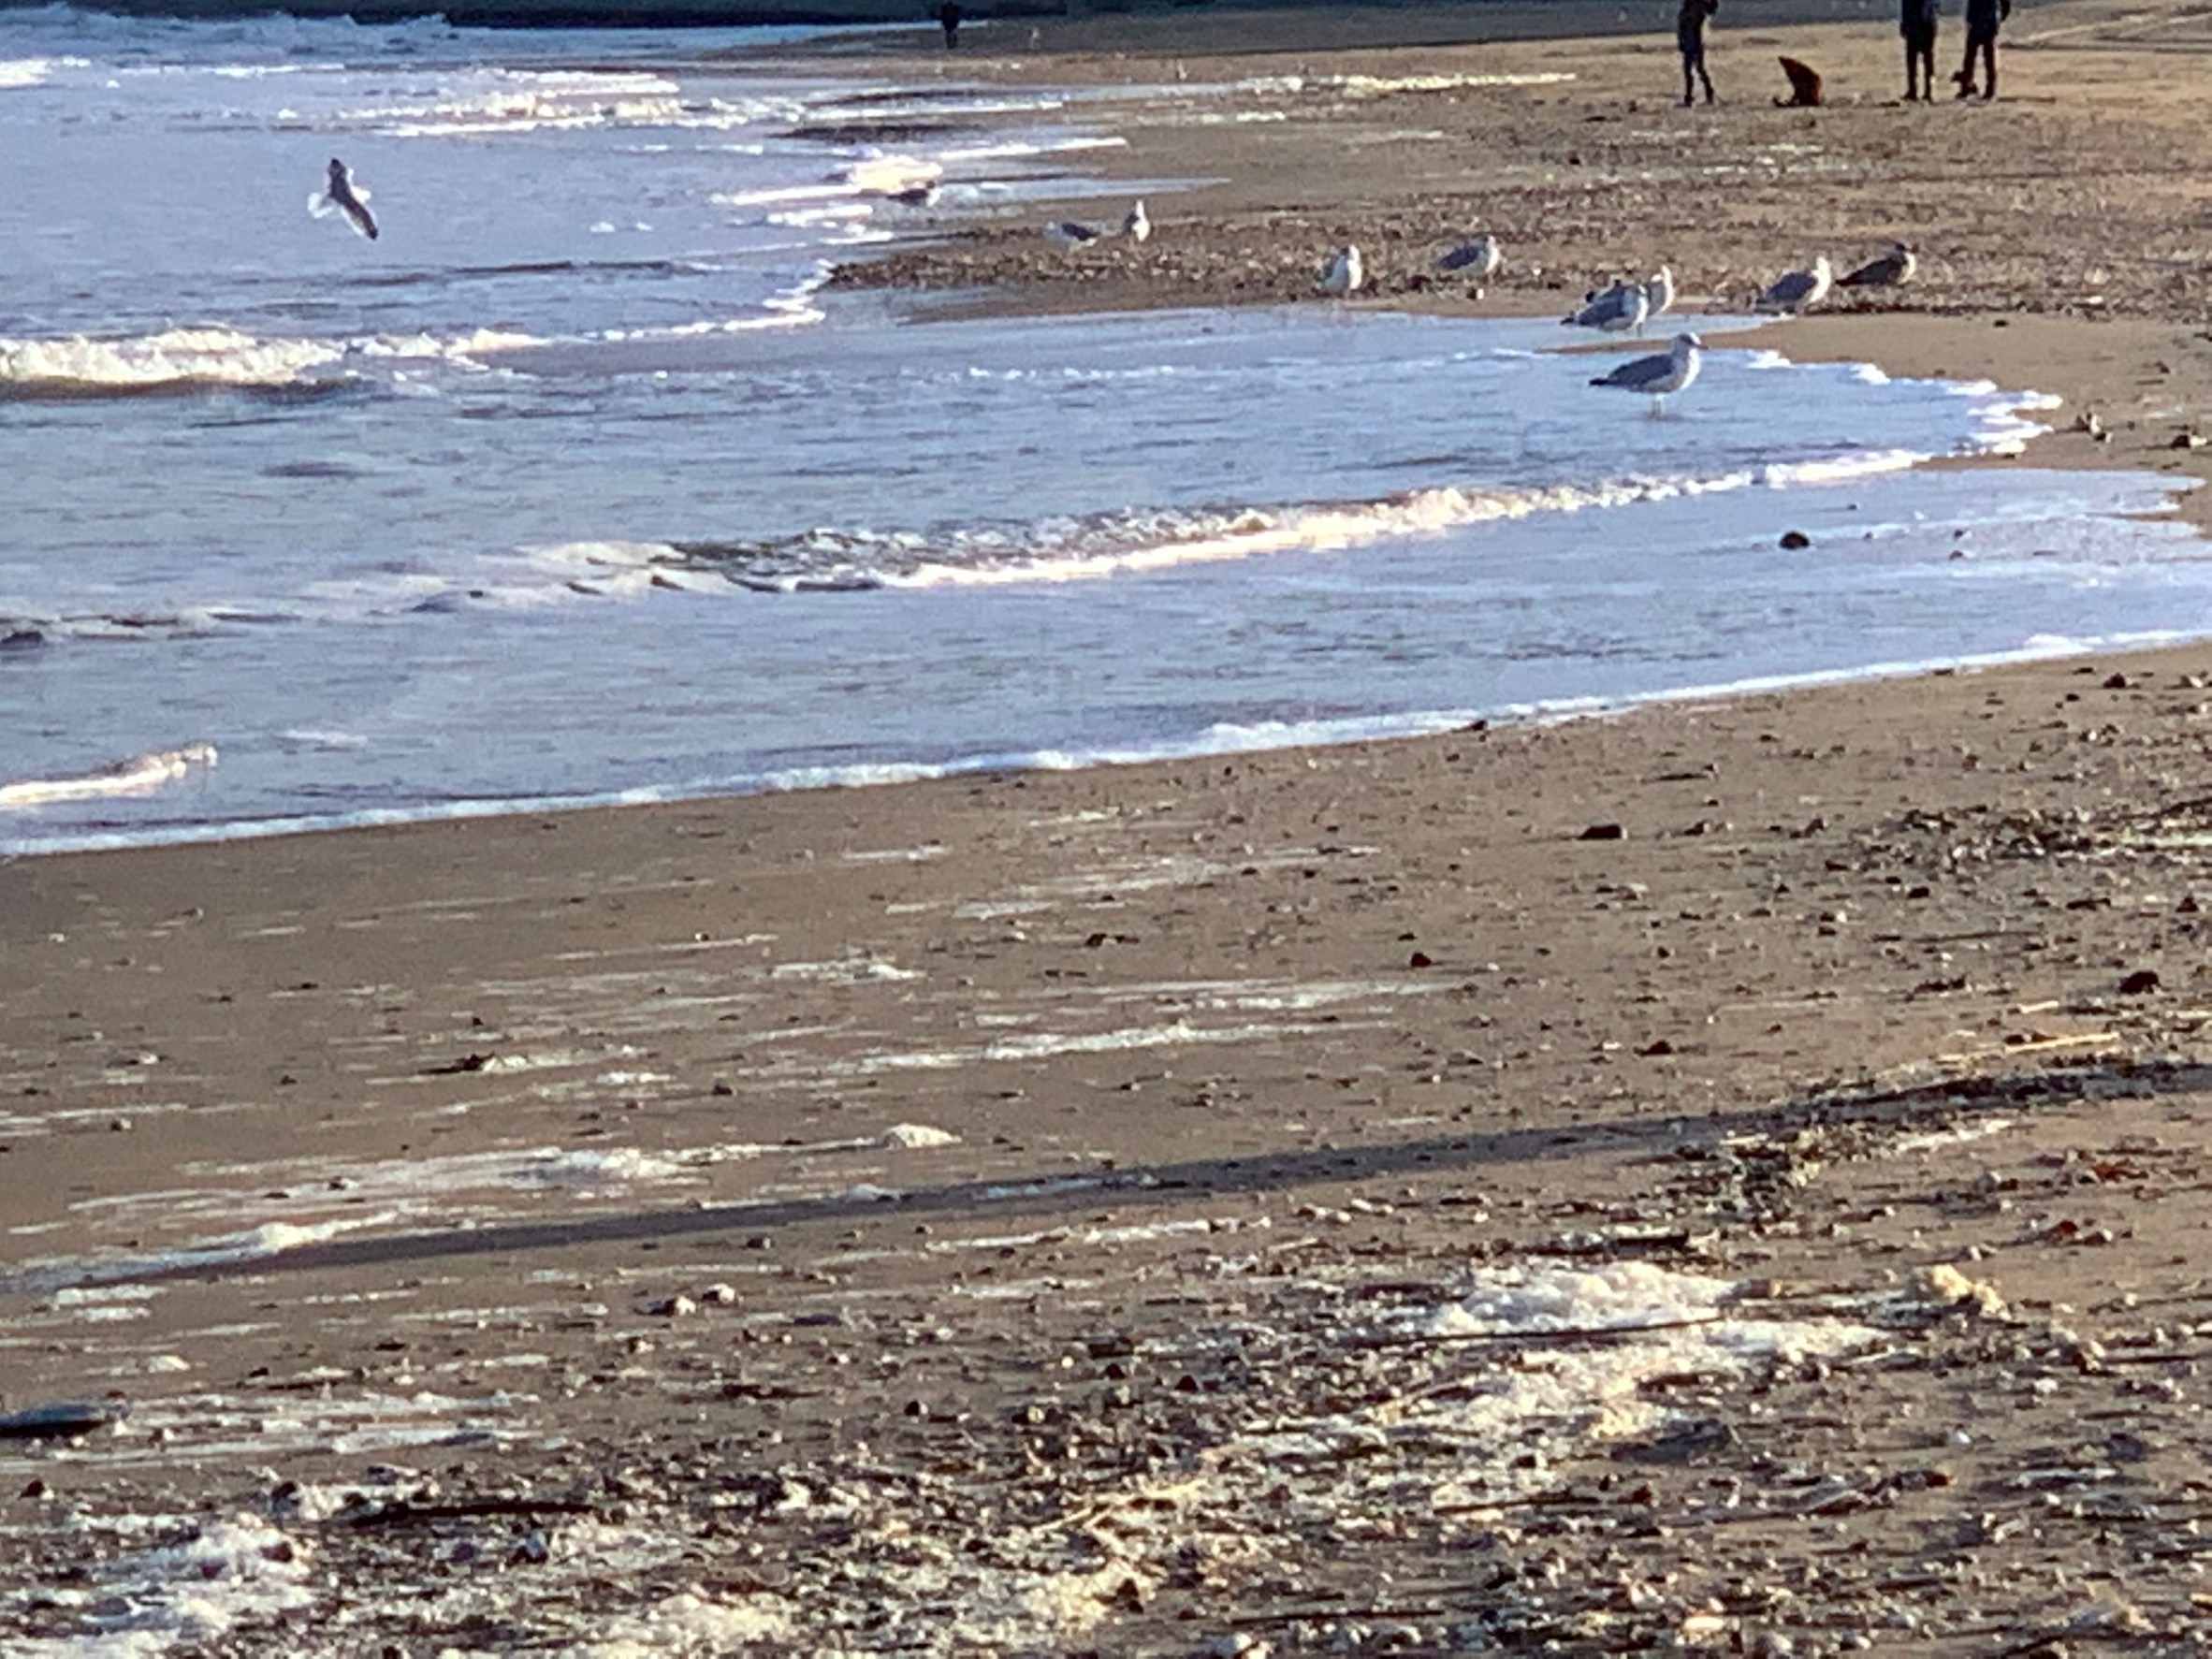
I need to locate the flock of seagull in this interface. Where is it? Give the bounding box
[302,156,1916,425]
[1037,205,1917,417]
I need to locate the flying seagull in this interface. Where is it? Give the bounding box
[1839,241,1915,288]
[1590,331,1704,417]
[1755,254,1833,313]
[1436,232,1502,278]
[1123,200,1151,242]
[312,157,379,241]
[1316,244,1364,297]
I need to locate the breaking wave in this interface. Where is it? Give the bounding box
[0,743,218,809]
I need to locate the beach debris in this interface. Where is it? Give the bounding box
[1579,821,1627,840]
[2174,429,2207,449]
[1780,529,1812,549]
[1922,1262,2006,1317]
[2117,968,2161,995]
[1839,240,1917,288]
[1122,199,1151,242]
[0,1399,125,1439]
[1316,244,1363,296]
[2074,410,2109,440]
[1754,254,1833,313]
[1435,232,1502,278]
[1044,219,1106,248]
[1589,332,1702,417]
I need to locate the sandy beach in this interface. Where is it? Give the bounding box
[10,2,2212,1651]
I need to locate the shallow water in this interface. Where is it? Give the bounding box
[4,7,2209,852]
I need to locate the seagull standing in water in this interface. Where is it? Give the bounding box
[312,157,379,241]
[1755,254,1833,313]
[1316,244,1364,297]
[1590,332,1704,417]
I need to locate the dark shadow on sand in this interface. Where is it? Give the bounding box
[12,1055,2193,1297]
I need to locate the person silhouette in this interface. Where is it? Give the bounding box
[1678,0,1719,106]
[939,0,961,48]
[1901,0,1940,98]
[1955,0,2010,97]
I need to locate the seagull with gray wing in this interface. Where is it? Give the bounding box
[1590,332,1704,417]
[311,157,379,241]
[1755,254,1832,313]
[1839,241,1915,288]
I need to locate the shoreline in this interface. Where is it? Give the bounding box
[13,6,2212,1651]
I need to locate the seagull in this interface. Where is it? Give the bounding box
[1045,219,1106,248]
[1755,254,1833,313]
[1122,200,1151,242]
[1643,264,1677,318]
[1839,240,1916,288]
[1317,245,1363,297]
[1590,331,1704,417]
[1564,279,1650,334]
[1435,232,1503,278]
[311,157,379,241]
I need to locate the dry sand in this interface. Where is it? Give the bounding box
[9,4,2212,1652]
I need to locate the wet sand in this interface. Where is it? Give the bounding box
[9,2,2212,1651]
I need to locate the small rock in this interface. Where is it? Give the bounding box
[648,1294,697,1319]
[2172,430,2206,450]
[1406,950,1433,968]
[1779,530,1812,550]
[2117,968,2161,996]
[1579,822,1625,841]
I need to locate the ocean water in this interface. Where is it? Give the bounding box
[4,7,2210,853]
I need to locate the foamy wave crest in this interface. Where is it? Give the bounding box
[0,326,348,398]
[0,322,539,400]
[0,54,84,89]
[0,743,218,810]
[667,477,1733,593]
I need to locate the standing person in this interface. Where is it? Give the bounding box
[1902,0,1940,98]
[1955,0,2009,97]
[939,0,961,49]
[1679,0,1719,106]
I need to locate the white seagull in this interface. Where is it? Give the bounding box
[1590,331,1704,416]
[1435,232,1503,278]
[1755,254,1833,313]
[1045,219,1106,248]
[1565,279,1650,334]
[1839,241,1915,288]
[311,157,379,241]
[1122,200,1151,242]
[1316,244,1364,297]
